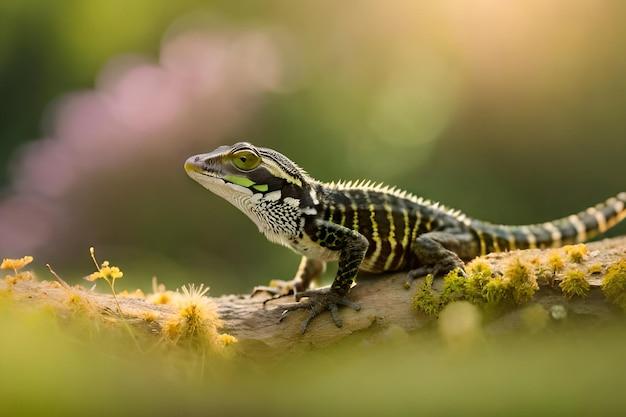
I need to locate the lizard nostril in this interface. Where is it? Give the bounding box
[194,156,201,162]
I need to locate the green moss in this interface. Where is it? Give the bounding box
[440,269,467,305]
[482,278,509,305]
[504,258,538,305]
[602,259,626,311]
[559,270,590,298]
[413,258,541,317]
[465,260,493,304]
[412,275,441,317]
[466,259,492,276]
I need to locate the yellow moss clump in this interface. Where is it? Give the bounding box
[411,275,441,317]
[479,258,538,307]
[602,259,626,311]
[547,251,565,274]
[413,258,541,317]
[440,269,467,305]
[564,244,588,264]
[141,311,158,323]
[178,302,215,339]
[504,258,538,305]
[466,259,492,276]
[163,319,182,340]
[3,271,34,286]
[149,292,173,305]
[66,292,83,306]
[162,283,234,352]
[218,334,238,347]
[482,277,509,305]
[465,260,493,304]
[559,270,590,298]
[535,250,565,287]
[147,277,175,305]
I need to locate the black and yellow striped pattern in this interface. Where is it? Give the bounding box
[469,192,626,255]
[322,180,626,269]
[321,184,447,272]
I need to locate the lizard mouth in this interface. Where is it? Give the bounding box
[184,157,210,175]
[184,157,224,179]
[185,156,256,196]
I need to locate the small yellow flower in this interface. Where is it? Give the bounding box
[85,271,103,282]
[86,248,124,282]
[1,256,34,272]
[85,265,124,282]
[103,265,124,280]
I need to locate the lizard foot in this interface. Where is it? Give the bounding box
[251,279,305,307]
[408,233,468,280]
[278,287,360,334]
[408,257,467,280]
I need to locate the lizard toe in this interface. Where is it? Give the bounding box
[278,287,359,333]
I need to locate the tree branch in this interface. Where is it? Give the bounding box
[2,237,625,353]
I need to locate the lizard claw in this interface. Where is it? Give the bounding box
[278,287,360,334]
[251,279,305,308]
[408,259,466,280]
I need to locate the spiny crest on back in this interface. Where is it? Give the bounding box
[325,179,470,225]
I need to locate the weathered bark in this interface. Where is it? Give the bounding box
[2,237,625,353]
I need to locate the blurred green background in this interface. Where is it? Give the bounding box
[1,0,625,294]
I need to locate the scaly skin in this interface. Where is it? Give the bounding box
[185,142,626,333]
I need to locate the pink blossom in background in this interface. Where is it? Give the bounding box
[0,27,284,257]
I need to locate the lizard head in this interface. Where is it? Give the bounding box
[185,142,318,237]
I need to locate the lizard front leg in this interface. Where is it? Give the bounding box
[252,257,326,303]
[279,220,368,334]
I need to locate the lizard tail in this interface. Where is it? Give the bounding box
[469,192,626,255]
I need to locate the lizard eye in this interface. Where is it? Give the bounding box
[231,149,261,171]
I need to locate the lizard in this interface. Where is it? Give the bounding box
[184,142,626,333]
